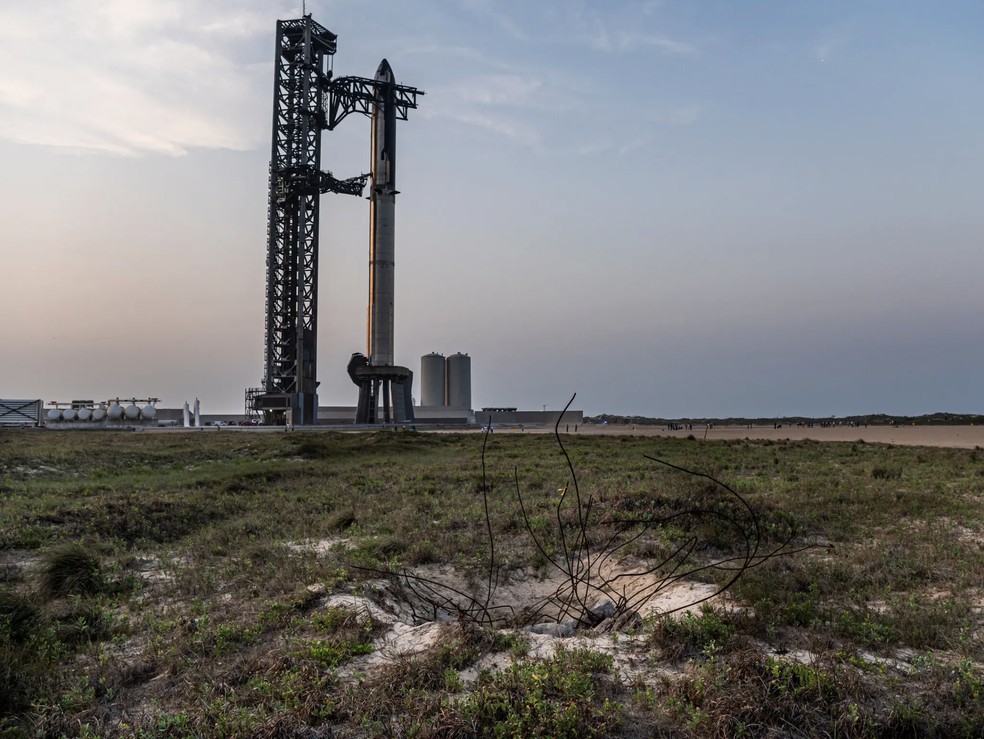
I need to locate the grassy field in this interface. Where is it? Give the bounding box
[1,428,983,737]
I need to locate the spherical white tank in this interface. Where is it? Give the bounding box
[46,409,62,422]
[62,408,77,422]
[141,404,157,420]
[92,408,106,422]
[446,352,472,410]
[77,408,92,421]
[420,352,446,407]
[108,404,124,421]
[124,404,140,420]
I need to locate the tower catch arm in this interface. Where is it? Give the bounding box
[326,76,423,130]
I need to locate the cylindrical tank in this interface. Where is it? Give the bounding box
[124,404,140,420]
[92,408,106,422]
[141,404,157,420]
[46,409,62,422]
[107,404,124,421]
[62,408,77,422]
[420,352,446,407]
[446,352,472,409]
[77,408,92,422]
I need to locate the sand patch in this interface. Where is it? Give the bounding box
[312,561,726,683]
[286,537,356,556]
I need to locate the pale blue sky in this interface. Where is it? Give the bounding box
[1,0,982,416]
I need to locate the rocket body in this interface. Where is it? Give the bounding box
[367,59,397,367]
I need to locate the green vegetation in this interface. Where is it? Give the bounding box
[463,648,621,737]
[0,428,982,736]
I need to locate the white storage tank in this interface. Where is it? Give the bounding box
[92,407,106,422]
[46,409,62,422]
[141,404,157,420]
[77,408,92,421]
[107,404,124,421]
[62,408,77,422]
[124,404,140,420]
[446,352,472,410]
[420,352,446,407]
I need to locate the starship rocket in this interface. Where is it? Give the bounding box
[367,58,398,367]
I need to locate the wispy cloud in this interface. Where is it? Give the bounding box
[456,0,696,56]
[0,0,290,155]
[455,0,531,42]
[814,30,851,62]
[650,105,703,126]
[423,73,546,146]
[401,43,514,71]
[565,3,697,55]
[618,135,653,157]
[438,110,541,146]
[640,1,667,16]
[575,138,615,157]
[594,31,696,55]
[454,75,543,106]
[571,102,701,158]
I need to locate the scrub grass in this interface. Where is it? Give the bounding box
[0,427,982,736]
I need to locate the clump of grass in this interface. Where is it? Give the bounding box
[325,507,356,531]
[298,606,378,668]
[887,594,978,653]
[871,466,903,480]
[0,589,40,642]
[41,543,103,598]
[650,604,739,661]
[333,623,479,734]
[665,650,869,737]
[48,599,112,645]
[462,647,622,737]
[292,437,332,459]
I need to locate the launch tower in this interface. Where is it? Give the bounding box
[253,15,420,426]
[257,16,368,425]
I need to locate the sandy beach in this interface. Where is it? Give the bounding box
[562,424,984,449]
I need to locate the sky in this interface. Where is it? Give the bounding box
[2,0,983,418]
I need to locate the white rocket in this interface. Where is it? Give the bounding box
[367,59,398,368]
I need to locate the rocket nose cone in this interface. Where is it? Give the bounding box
[375,58,393,81]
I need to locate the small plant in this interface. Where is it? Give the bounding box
[835,607,898,648]
[491,629,530,659]
[305,638,373,668]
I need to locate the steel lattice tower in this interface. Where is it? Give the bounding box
[259,16,366,425]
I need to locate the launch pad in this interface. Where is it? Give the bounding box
[252,15,421,425]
